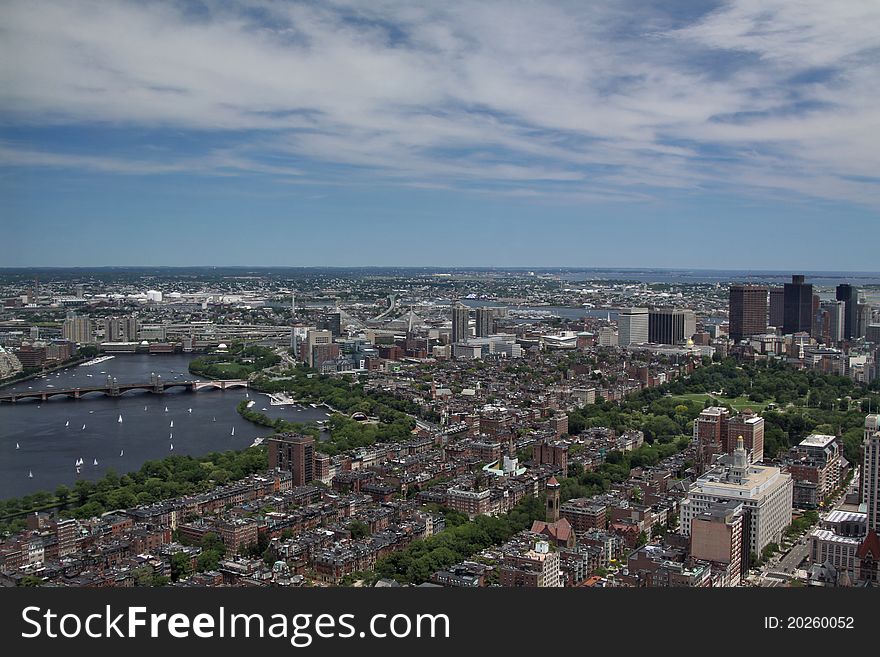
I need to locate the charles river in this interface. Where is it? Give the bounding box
[0,354,330,500]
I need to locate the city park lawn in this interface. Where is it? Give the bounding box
[665,392,773,412]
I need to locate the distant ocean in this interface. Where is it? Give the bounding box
[554,269,880,286]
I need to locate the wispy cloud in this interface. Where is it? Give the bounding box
[0,0,878,205]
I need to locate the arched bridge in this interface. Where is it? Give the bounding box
[0,374,249,403]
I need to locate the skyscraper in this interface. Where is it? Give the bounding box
[475,306,504,337]
[783,274,813,334]
[769,287,785,329]
[62,313,92,344]
[863,415,880,532]
[728,285,768,343]
[618,307,649,346]
[836,284,859,340]
[452,303,470,343]
[648,308,696,345]
[818,300,845,344]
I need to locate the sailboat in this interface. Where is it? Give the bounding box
[231,426,235,436]
[118,414,123,423]
[212,416,216,422]
[164,406,168,412]
[170,420,174,428]
[76,458,83,467]
[82,423,86,430]
[93,458,98,466]
[187,408,192,413]
[65,420,69,427]
[144,405,148,411]
[169,433,173,440]
[169,443,174,451]
[28,471,33,479]
[15,442,20,449]
[119,449,124,457]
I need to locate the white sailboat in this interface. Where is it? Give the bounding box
[144,405,148,411]
[15,442,20,449]
[119,449,124,457]
[82,423,86,430]
[164,406,168,412]
[187,408,192,413]
[93,458,98,466]
[118,414,123,423]
[212,416,216,422]
[170,420,174,428]
[28,471,33,479]
[169,443,174,451]
[76,458,83,467]
[65,420,69,427]
[169,433,173,440]
[231,426,235,436]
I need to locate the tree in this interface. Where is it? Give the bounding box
[349,520,370,540]
[54,484,70,506]
[18,575,44,587]
[170,552,191,581]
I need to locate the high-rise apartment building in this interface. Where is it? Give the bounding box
[618,307,649,346]
[451,303,470,343]
[302,329,333,367]
[728,285,768,343]
[268,433,315,486]
[62,313,93,344]
[475,306,506,337]
[783,275,813,334]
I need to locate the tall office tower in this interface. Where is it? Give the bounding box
[836,284,859,340]
[818,300,845,344]
[783,274,813,334]
[863,415,880,532]
[857,300,872,339]
[728,285,768,343]
[62,313,92,344]
[618,307,649,346]
[268,433,315,486]
[769,287,785,329]
[451,303,470,343]
[648,308,696,345]
[318,311,342,337]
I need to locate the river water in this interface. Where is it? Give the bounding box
[0,354,328,499]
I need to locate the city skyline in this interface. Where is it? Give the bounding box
[2,0,879,269]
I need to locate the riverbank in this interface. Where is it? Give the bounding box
[0,356,89,390]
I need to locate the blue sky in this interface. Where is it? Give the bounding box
[1,0,878,269]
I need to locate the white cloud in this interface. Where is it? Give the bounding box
[0,0,877,206]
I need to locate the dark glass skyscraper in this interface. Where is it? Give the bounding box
[783,275,813,334]
[729,285,768,342]
[835,284,859,340]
